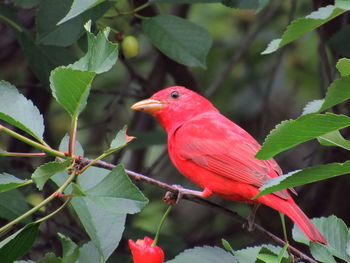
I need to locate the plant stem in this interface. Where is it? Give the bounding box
[0,172,76,234]
[69,116,78,156]
[279,212,289,244]
[35,197,72,224]
[0,125,66,158]
[0,14,23,32]
[0,152,46,157]
[78,152,109,174]
[118,2,150,15]
[152,205,172,247]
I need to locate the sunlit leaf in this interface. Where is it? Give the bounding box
[71,23,118,74]
[85,164,148,214]
[0,81,44,141]
[105,126,135,155]
[32,160,71,190]
[256,113,350,159]
[50,67,96,117]
[0,173,28,193]
[255,161,350,198]
[302,77,350,114]
[262,5,345,54]
[336,58,350,76]
[318,130,350,151]
[58,0,105,25]
[293,216,350,262]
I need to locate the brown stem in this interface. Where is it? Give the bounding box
[77,157,317,263]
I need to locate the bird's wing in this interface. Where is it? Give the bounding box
[172,113,289,199]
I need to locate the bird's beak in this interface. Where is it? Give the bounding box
[131,99,165,114]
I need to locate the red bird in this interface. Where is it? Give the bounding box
[131,86,326,244]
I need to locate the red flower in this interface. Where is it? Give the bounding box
[128,236,164,263]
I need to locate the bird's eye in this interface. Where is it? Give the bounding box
[170,91,180,99]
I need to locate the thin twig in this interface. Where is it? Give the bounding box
[77,157,317,263]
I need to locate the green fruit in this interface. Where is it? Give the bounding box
[122,36,139,58]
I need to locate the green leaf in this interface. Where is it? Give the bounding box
[86,164,148,214]
[36,0,85,47]
[58,233,80,263]
[17,32,75,85]
[262,5,345,54]
[0,189,30,222]
[37,253,62,263]
[71,23,118,74]
[234,245,287,263]
[293,216,350,262]
[58,0,105,25]
[256,113,350,160]
[50,66,96,117]
[71,183,86,196]
[302,77,350,115]
[70,197,126,260]
[255,161,350,198]
[32,160,71,190]
[51,166,128,261]
[336,58,350,76]
[36,0,112,47]
[0,81,44,141]
[143,15,212,68]
[167,246,237,263]
[256,247,279,263]
[105,126,135,155]
[76,242,100,263]
[0,223,39,263]
[336,0,350,10]
[59,135,84,156]
[221,239,233,252]
[318,130,350,150]
[309,243,337,263]
[0,173,29,193]
[222,0,269,9]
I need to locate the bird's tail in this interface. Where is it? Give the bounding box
[261,195,327,245]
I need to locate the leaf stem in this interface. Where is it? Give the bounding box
[69,116,78,156]
[117,2,151,16]
[152,205,172,247]
[34,197,72,224]
[0,14,23,32]
[0,152,46,157]
[279,212,289,244]
[0,172,76,235]
[0,125,66,158]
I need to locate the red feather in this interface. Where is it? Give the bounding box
[133,86,327,244]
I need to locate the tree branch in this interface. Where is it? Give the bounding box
[77,157,317,263]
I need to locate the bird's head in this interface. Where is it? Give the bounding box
[131,86,216,132]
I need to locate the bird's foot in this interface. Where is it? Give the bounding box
[171,185,212,203]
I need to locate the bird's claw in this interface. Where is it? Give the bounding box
[171,185,211,203]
